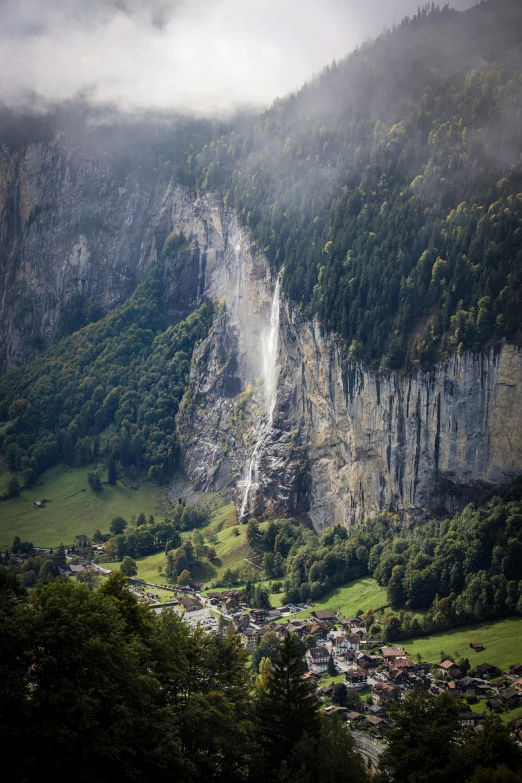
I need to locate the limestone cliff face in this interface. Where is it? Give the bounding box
[176,209,522,529]
[173,195,279,505]
[265,303,522,529]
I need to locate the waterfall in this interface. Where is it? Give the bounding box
[240,274,282,519]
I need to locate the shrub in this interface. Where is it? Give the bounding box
[87,470,102,493]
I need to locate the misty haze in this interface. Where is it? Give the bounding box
[1,0,475,113]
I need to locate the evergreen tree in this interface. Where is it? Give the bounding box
[62,430,75,465]
[256,634,320,780]
[7,477,20,497]
[378,689,464,782]
[107,453,118,485]
[54,544,67,570]
[327,652,336,677]
[315,716,367,783]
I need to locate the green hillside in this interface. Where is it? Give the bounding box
[276,577,388,621]
[103,503,250,586]
[0,463,167,548]
[0,265,214,490]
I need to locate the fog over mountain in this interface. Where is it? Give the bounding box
[1,0,475,114]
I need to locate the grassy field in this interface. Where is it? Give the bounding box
[321,674,346,686]
[188,507,258,584]
[280,577,388,621]
[0,463,169,548]
[402,616,522,672]
[100,506,290,607]
[105,551,170,584]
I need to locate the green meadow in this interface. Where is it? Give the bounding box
[402,616,522,672]
[0,463,168,548]
[277,577,389,621]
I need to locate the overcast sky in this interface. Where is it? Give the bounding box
[0,0,477,114]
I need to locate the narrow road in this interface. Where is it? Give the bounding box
[351,730,385,771]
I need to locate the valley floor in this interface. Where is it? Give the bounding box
[3,464,522,715]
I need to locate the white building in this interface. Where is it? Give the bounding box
[306,646,329,674]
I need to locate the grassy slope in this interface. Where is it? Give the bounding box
[103,504,246,584]
[0,463,168,548]
[104,525,388,616]
[402,616,522,672]
[101,506,287,607]
[281,577,388,620]
[106,551,170,584]
[101,502,237,578]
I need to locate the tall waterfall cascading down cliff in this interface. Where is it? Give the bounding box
[174,188,522,530]
[240,274,282,520]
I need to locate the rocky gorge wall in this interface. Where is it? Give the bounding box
[0,135,175,371]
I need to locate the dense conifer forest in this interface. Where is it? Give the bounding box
[271,479,522,641]
[186,0,522,367]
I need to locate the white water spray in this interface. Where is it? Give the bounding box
[240,274,282,519]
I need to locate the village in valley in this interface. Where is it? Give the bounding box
[159,584,522,765]
[10,530,522,758]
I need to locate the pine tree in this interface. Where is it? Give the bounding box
[327,652,336,676]
[256,634,320,779]
[63,430,75,465]
[107,453,117,485]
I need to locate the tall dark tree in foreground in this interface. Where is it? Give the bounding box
[0,573,183,782]
[377,689,464,783]
[255,633,320,781]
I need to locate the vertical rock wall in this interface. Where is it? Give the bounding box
[267,302,522,529]
[172,193,279,503]
[0,137,179,370]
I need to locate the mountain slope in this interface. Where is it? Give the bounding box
[193,0,522,367]
[0,265,214,487]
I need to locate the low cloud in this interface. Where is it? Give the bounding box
[0,0,476,114]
